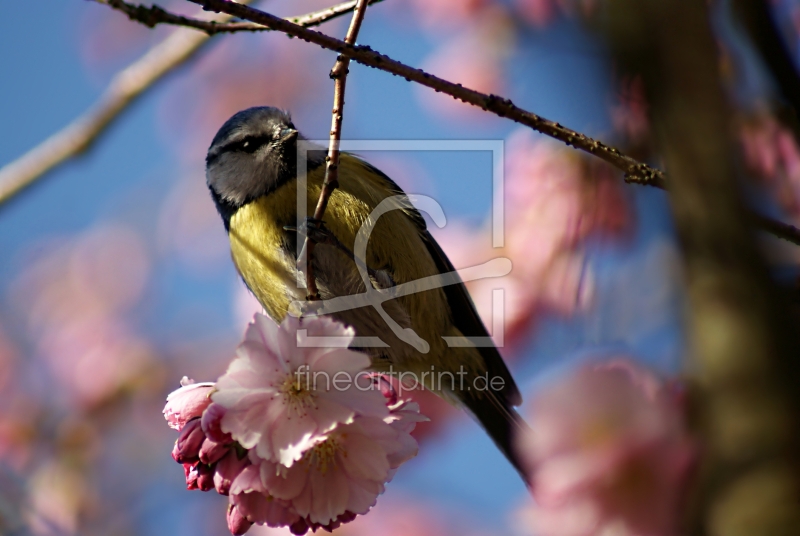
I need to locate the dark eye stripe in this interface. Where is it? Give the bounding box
[216,135,271,156]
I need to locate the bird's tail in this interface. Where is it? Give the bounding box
[460,389,532,486]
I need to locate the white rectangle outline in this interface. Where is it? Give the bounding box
[297,139,504,289]
[294,139,506,349]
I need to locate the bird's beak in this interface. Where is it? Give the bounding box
[280,128,298,143]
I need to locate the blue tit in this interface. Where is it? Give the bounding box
[206,106,529,482]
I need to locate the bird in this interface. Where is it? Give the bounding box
[205,106,529,483]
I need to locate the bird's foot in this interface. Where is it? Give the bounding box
[284,219,385,284]
[284,218,339,246]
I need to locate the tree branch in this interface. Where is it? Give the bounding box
[172,0,799,247]
[97,0,384,35]
[299,0,370,300]
[168,0,659,188]
[7,0,800,249]
[0,0,377,207]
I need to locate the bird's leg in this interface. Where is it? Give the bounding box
[285,217,332,246]
[284,218,384,283]
[285,217,346,250]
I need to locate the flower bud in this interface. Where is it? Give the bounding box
[164,382,214,431]
[201,403,233,444]
[199,438,230,465]
[172,418,205,463]
[184,463,199,491]
[214,450,251,496]
[227,504,253,536]
[197,463,215,492]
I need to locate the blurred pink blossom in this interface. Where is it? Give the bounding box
[514,0,559,26]
[740,114,800,220]
[12,225,153,407]
[157,174,231,276]
[611,76,651,143]
[212,314,389,467]
[513,0,598,26]
[405,0,492,30]
[514,359,696,536]
[416,30,510,122]
[27,461,90,536]
[434,130,632,347]
[158,34,323,161]
[246,493,493,536]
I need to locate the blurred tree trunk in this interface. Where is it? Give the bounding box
[603,1,800,535]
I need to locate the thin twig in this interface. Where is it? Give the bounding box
[0,0,377,207]
[299,0,370,300]
[97,0,384,35]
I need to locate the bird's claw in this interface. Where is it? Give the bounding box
[284,218,337,246]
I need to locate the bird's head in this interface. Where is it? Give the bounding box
[205,106,300,206]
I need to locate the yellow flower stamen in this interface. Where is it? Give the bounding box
[306,436,344,475]
[280,372,317,416]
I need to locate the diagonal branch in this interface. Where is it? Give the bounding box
[177,0,800,247]
[180,0,663,188]
[0,0,379,207]
[8,0,800,248]
[299,0,370,300]
[97,0,384,35]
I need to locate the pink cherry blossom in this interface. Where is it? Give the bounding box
[164,326,425,535]
[256,406,423,528]
[165,383,252,496]
[172,418,206,463]
[163,378,214,431]
[228,465,300,534]
[514,359,696,536]
[212,314,389,467]
[215,449,252,495]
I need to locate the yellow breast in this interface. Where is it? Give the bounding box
[227,154,450,337]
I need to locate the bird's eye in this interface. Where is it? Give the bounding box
[236,136,268,153]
